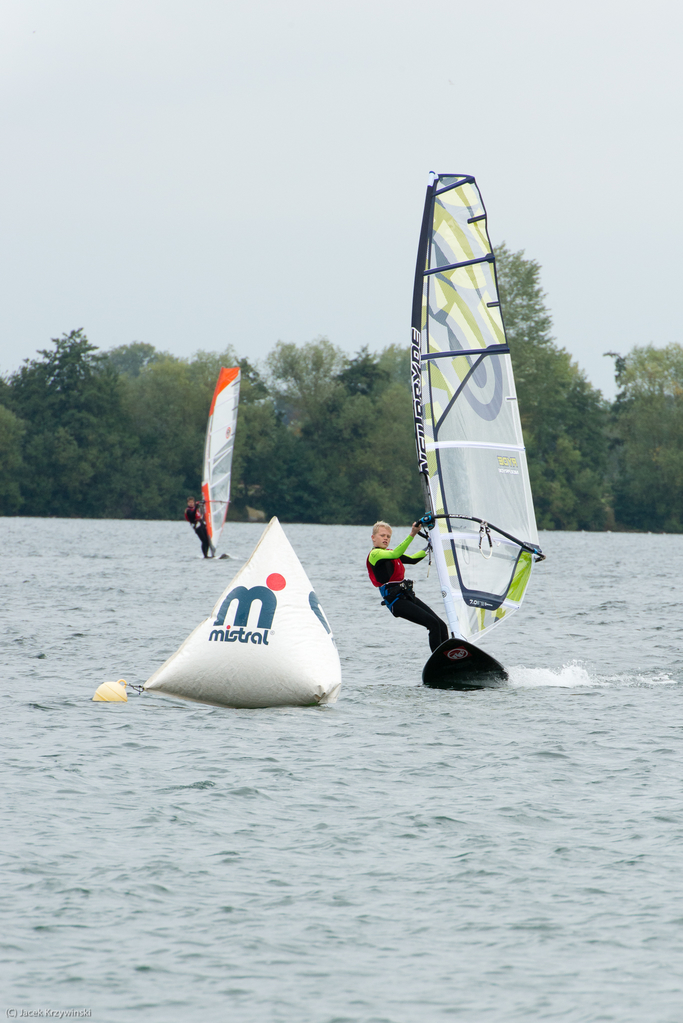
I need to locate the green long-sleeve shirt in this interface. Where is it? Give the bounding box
[368,532,426,566]
[368,533,427,586]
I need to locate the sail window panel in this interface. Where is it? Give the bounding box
[448,181,484,217]
[212,447,235,480]
[441,544,456,569]
[435,174,473,191]
[209,402,238,442]
[209,477,232,507]
[429,550,535,638]
[468,219,489,254]
[424,354,525,448]
[431,197,489,269]
[430,541,516,639]
[209,479,230,498]
[432,377,523,446]
[428,473,521,639]
[434,447,536,544]
[451,538,519,602]
[462,604,505,639]
[431,209,478,267]
[507,551,533,603]
[210,438,235,465]
[425,267,503,356]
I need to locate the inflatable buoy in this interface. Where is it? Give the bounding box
[144,518,342,708]
[93,679,128,702]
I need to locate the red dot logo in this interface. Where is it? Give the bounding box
[446,647,469,660]
[266,573,286,591]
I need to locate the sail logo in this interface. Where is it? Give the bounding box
[498,455,519,475]
[410,328,429,476]
[210,573,286,645]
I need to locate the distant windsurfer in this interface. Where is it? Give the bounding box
[367,520,448,651]
[185,497,215,558]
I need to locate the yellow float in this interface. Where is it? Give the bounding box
[92,679,128,702]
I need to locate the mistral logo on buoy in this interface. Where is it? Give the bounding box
[209,573,286,645]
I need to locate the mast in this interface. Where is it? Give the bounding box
[411,174,463,638]
[411,173,438,515]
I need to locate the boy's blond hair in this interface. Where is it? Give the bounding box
[371,520,392,536]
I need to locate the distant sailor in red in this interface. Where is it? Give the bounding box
[367,520,448,651]
[185,496,215,559]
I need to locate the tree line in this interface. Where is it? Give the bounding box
[0,246,680,531]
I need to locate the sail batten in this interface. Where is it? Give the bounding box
[411,174,541,642]
[424,254,495,275]
[422,345,509,361]
[429,441,525,451]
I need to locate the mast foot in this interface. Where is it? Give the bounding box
[422,638,508,691]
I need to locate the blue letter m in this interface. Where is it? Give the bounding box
[213,586,277,630]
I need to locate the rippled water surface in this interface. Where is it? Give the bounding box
[3,519,683,1022]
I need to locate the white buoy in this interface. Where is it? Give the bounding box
[144,518,342,708]
[93,679,128,702]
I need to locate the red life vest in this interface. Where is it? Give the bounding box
[366,551,405,588]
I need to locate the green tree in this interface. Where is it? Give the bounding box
[119,353,216,517]
[226,354,302,520]
[609,343,683,531]
[496,244,609,529]
[259,338,421,523]
[266,336,347,429]
[106,341,162,378]
[7,329,138,517]
[0,403,24,514]
[2,258,615,531]
[115,344,283,520]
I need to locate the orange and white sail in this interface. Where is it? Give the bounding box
[202,367,240,550]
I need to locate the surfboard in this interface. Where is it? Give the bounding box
[422,638,508,690]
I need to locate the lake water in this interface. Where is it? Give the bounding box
[2,519,683,1022]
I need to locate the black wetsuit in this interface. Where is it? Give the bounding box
[185,505,212,558]
[367,534,449,652]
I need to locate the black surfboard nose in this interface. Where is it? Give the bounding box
[422,638,508,690]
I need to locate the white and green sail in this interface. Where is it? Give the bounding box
[411,173,543,642]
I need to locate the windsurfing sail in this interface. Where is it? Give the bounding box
[202,367,241,550]
[411,173,543,642]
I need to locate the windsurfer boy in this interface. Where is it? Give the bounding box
[367,521,448,651]
[185,497,215,559]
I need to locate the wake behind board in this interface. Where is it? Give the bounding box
[422,638,508,691]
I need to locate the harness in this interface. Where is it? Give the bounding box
[367,539,427,611]
[379,579,414,610]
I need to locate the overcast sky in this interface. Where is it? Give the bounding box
[1,0,680,396]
